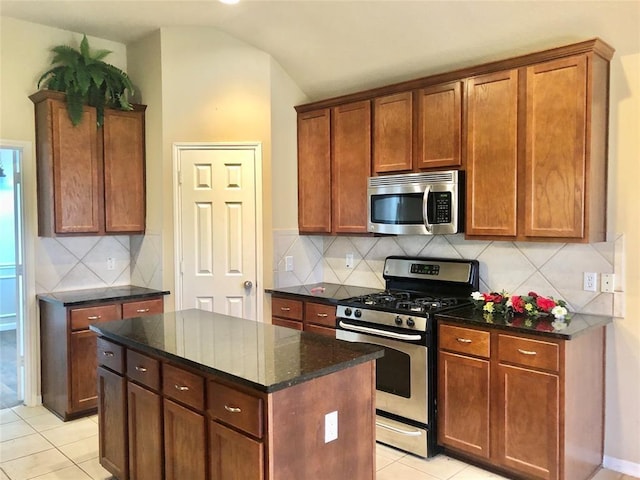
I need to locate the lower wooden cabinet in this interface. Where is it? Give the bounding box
[271,295,337,338]
[97,366,127,480]
[437,322,605,480]
[128,381,163,480]
[209,421,264,480]
[164,399,207,480]
[40,294,164,420]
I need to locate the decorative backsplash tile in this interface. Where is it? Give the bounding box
[273,230,623,317]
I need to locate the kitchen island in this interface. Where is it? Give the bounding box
[90,309,383,480]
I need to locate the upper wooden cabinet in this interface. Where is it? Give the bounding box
[466,51,611,242]
[332,100,371,233]
[297,108,331,233]
[372,82,462,174]
[30,90,147,237]
[297,101,370,235]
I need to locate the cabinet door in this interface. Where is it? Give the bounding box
[46,97,101,234]
[70,330,98,413]
[272,317,303,330]
[332,100,371,233]
[466,70,519,237]
[209,421,264,480]
[164,399,206,480]
[97,366,128,480]
[103,107,146,233]
[416,81,462,169]
[373,92,413,173]
[437,351,490,458]
[297,109,332,233]
[128,382,163,480]
[524,55,587,239]
[497,364,559,480]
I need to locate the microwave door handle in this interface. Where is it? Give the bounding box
[423,185,433,233]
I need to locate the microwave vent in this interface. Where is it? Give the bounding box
[368,171,457,187]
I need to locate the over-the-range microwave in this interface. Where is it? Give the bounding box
[367,170,463,235]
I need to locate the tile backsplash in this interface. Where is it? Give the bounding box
[273,229,625,317]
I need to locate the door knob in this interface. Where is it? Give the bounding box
[244,280,253,289]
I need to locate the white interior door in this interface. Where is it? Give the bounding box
[175,143,260,320]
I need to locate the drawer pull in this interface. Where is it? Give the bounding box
[135,366,148,372]
[87,315,101,320]
[316,313,329,318]
[224,405,242,413]
[280,307,291,312]
[136,308,150,313]
[518,348,537,356]
[456,338,472,344]
[174,384,190,392]
[102,351,115,357]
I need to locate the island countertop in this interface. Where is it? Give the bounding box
[90,308,383,393]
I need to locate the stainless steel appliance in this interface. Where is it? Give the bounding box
[336,256,479,457]
[367,170,463,235]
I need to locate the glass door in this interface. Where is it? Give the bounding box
[0,147,24,408]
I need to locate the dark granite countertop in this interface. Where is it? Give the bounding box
[37,285,170,306]
[436,305,613,340]
[265,282,381,303]
[90,308,383,393]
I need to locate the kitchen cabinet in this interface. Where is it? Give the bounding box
[373,91,414,173]
[209,421,264,480]
[297,108,331,233]
[297,101,370,234]
[128,382,163,480]
[164,400,207,480]
[29,90,147,236]
[437,321,605,480]
[271,295,337,337]
[466,49,611,242]
[39,291,164,420]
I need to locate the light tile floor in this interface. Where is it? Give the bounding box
[0,405,637,480]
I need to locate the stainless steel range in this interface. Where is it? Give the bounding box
[336,256,479,458]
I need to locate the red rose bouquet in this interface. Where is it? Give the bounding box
[471,291,569,320]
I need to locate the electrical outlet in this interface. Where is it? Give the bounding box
[324,411,338,443]
[285,256,294,272]
[583,272,597,292]
[601,273,615,293]
[107,257,115,271]
[346,253,354,269]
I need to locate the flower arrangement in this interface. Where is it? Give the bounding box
[471,291,569,320]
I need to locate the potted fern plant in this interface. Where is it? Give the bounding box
[37,34,134,127]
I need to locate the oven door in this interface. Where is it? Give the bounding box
[336,320,428,425]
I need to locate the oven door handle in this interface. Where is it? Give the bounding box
[376,420,423,437]
[338,321,422,341]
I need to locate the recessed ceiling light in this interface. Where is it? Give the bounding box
[219,0,240,4]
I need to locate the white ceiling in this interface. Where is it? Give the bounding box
[1,0,638,101]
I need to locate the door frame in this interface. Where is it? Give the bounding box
[172,142,264,321]
[0,139,39,406]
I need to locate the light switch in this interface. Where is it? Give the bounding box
[325,410,338,443]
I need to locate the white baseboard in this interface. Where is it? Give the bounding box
[603,455,640,477]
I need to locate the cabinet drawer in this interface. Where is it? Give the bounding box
[208,381,263,438]
[439,324,490,358]
[97,337,125,374]
[271,297,303,321]
[163,363,205,411]
[127,350,161,390]
[122,298,164,318]
[70,304,121,331]
[498,334,560,372]
[305,302,336,328]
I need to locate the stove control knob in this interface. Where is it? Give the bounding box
[344,308,352,317]
[406,318,415,328]
[395,316,403,326]
[354,310,362,318]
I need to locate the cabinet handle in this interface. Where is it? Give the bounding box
[135,366,148,372]
[224,405,242,413]
[174,384,189,392]
[517,349,537,356]
[456,338,472,343]
[102,351,115,357]
[316,313,329,318]
[136,308,150,313]
[87,315,101,320]
[280,307,291,312]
